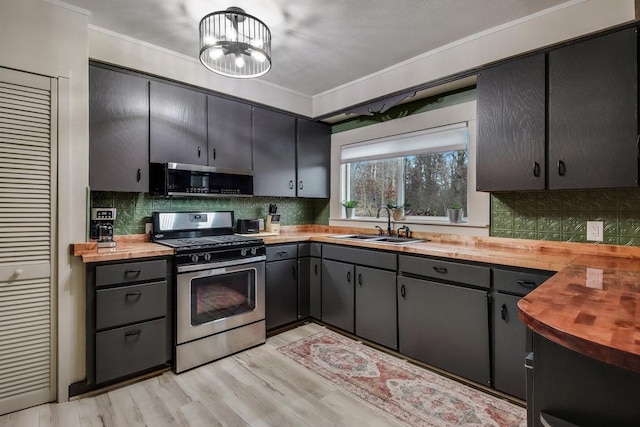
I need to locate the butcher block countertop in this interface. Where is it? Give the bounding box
[72,224,640,372]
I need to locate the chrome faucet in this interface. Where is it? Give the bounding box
[376,206,392,236]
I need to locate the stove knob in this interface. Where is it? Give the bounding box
[241,248,248,256]
[203,253,211,262]
[190,254,199,264]
[250,247,257,255]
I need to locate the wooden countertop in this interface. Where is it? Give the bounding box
[72,225,640,372]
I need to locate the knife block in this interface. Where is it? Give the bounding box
[266,214,280,234]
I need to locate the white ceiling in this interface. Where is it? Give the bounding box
[64,0,569,97]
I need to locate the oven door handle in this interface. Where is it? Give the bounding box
[177,255,266,273]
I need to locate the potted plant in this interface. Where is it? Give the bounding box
[386,201,409,220]
[446,203,463,223]
[341,200,359,219]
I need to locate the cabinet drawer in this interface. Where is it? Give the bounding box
[493,268,553,296]
[399,255,490,289]
[95,318,167,384]
[298,242,321,258]
[323,245,396,271]
[266,244,298,261]
[96,281,167,330]
[95,259,167,288]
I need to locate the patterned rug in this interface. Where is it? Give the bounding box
[277,330,526,427]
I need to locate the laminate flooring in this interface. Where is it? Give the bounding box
[0,323,406,426]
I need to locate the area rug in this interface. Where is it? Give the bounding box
[277,330,526,427]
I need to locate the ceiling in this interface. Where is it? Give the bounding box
[64,0,569,97]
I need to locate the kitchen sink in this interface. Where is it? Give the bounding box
[329,234,425,245]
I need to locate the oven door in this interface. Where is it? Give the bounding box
[176,258,265,345]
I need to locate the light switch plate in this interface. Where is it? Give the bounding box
[586,221,603,242]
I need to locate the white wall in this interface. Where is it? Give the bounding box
[0,0,90,402]
[313,0,636,117]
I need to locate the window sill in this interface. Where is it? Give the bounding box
[329,216,489,229]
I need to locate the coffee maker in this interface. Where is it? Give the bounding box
[90,208,116,248]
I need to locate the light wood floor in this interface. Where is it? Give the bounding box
[0,323,406,426]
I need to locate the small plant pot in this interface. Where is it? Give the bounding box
[345,207,356,219]
[447,208,463,223]
[392,209,404,221]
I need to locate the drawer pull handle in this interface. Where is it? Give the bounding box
[432,266,448,274]
[125,330,142,337]
[501,304,507,320]
[125,292,142,298]
[277,251,288,257]
[516,280,536,289]
[125,269,142,275]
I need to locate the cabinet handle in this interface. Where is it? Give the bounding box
[289,180,294,190]
[357,273,363,286]
[501,304,507,320]
[533,162,540,178]
[277,251,288,257]
[314,264,318,275]
[299,180,304,190]
[292,266,296,278]
[125,269,142,275]
[516,279,537,289]
[432,266,448,274]
[347,271,351,283]
[136,168,141,182]
[400,284,406,298]
[557,160,566,176]
[213,148,216,160]
[125,330,142,337]
[198,146,201,158]
[125,292,142,298]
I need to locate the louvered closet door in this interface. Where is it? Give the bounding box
[0,67,56,415]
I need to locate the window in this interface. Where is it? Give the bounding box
[342,123,469,220]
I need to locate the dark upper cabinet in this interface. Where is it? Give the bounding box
[252,107,297,197]
[89,65,149,192]
[476,54,546,191]
[207,96,253,171]
[297,118,331,198]
[548,28,638,189]
[149,81,207,165]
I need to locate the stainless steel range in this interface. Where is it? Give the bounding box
[152,211,266,373]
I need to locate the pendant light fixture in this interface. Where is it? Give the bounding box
[199,7,272,78]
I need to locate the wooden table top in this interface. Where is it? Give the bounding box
[72,225,640,372]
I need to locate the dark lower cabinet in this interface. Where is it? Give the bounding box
[531,333,640,426]
[265,258,298,330]
[355,266,397,350]
[397,276,490,386]
[493,293,527,399]
[321,259,355,333]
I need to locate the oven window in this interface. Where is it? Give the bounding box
[190,269,256,325]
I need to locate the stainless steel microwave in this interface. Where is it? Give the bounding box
[150,163,253,197]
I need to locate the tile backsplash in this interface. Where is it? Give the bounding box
[491,189,640,245]
[91,192,329,235]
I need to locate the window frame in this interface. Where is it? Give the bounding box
[330,101,489,231]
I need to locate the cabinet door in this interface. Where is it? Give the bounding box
[207,95,253,170]
[476,54,545,191]
[398,276,490,385]
[321,259,354,333]
[298,257,310,319]
[150,81,207,165]
[493,293,527,399]
[89,66,149,192]
[265,259,298,330]
[297,118,330,198]
[549,28,638,189]
[252,107,296,196]
[309,257,322,319]
[355,266,397,350]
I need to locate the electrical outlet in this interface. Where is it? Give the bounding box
[586,268,603,289]
[586,221,603,242]
[145,222,153,234]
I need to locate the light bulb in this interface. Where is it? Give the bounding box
[203,35,217,46]
[252,50,266,63]
[250,38,264,49]
[235,55,245,68]
[208,47,224,60]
